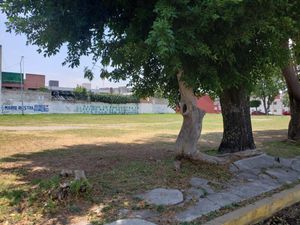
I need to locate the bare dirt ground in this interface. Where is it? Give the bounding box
[0,114,296,225]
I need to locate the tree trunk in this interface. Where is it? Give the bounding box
[287,94,300,140]
[175,71,224,164]
[281,40,300,141]
[218,87,256,153]
[262,96,268,114]
[175,70,206,157]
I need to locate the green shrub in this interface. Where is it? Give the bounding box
[74,86,88,100]
[90,93,139,104]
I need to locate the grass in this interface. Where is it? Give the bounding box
[0,113,296,224]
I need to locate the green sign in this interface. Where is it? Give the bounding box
[2,72,23,83]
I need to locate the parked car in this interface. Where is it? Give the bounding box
[282,111,291,115]
[251,111,265,115]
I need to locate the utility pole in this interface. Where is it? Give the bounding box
[20,56,24,115]
[0,45,2,114]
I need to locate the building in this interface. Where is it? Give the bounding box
[49,80,59,87]
[1,71,45,90]
[1,72,23,89]
[24,73,45,90]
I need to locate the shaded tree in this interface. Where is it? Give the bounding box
[250,100,261,112]
[3,0,297,156]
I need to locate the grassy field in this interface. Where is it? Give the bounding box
[0,113,299,225]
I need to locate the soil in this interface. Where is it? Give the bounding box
[256,202,300,225]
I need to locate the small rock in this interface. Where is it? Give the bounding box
[185,187,205,201]
[129,209,159,219]
[60,169,73,177]
[74,170,86,180]
[118,209,130,217]
[174,160,181,171]
[105,219,157,225]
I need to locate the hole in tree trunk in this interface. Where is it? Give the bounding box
[182,104,187,114]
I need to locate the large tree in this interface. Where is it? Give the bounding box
[3,0,294,156]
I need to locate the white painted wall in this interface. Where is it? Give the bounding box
[0,90,174,114]
[0,101,174,115]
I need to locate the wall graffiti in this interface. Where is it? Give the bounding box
[0,102,174,114]
[76,104,139,114]
[2,104,49,113]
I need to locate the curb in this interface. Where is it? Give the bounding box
[204,184,300,225]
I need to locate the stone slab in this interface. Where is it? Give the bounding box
[265,168,300,184]
[185,187,205,201]
[228,180,278,201]
[206,192,242,207]
[140,188,183,206]
[106,219,156,225]
[232,154,276,173]
[291,159,300,172]
[129,210,159,219]
[175,198,221,222]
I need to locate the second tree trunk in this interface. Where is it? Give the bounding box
[219,87,256,153]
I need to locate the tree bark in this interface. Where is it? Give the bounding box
[175,70,206,157]
[218,87,256,153]
[175,71,224,164]
[262,96,268,114]
[282,40,300,141]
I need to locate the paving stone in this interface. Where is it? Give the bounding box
[190,177,209,187]
[291,160,300,172]
[201,184,215,194]
[236,171,259,181]
[232,154,276,174]
[274,157,293,168]
[129,210,159,219]
[265,168,300,184]
[206,192,242,207]
[185,188,205,201]
[106,219,156,225]
[229,164,239,173]
[140,188,183,206]
[175,198,221,222]
[228,180,278,201]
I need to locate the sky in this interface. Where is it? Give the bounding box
[0,12,127,89]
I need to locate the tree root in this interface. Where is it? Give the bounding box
[175,149,263,166]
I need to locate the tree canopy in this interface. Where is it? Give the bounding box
[3,0,299,104]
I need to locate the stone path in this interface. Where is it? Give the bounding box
[106,154,300,224]
[176,154,300,222]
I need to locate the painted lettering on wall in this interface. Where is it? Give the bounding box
[2,104,49,113]
[76,104,139,114]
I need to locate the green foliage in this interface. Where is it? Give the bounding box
[250,100,261,109]
[90,93,139,104]
[3,0,300,103]
[252,64,285,113]
[282,93,290,107]
[69,179,92,197]
[38,87,49,92]
[73,86,88,100]
[0,189,26,206]
[35,175,60,190]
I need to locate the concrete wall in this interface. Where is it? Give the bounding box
[0,90,174,114]
[1,102,174,114]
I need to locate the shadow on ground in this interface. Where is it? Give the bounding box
[0,129,289,224]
